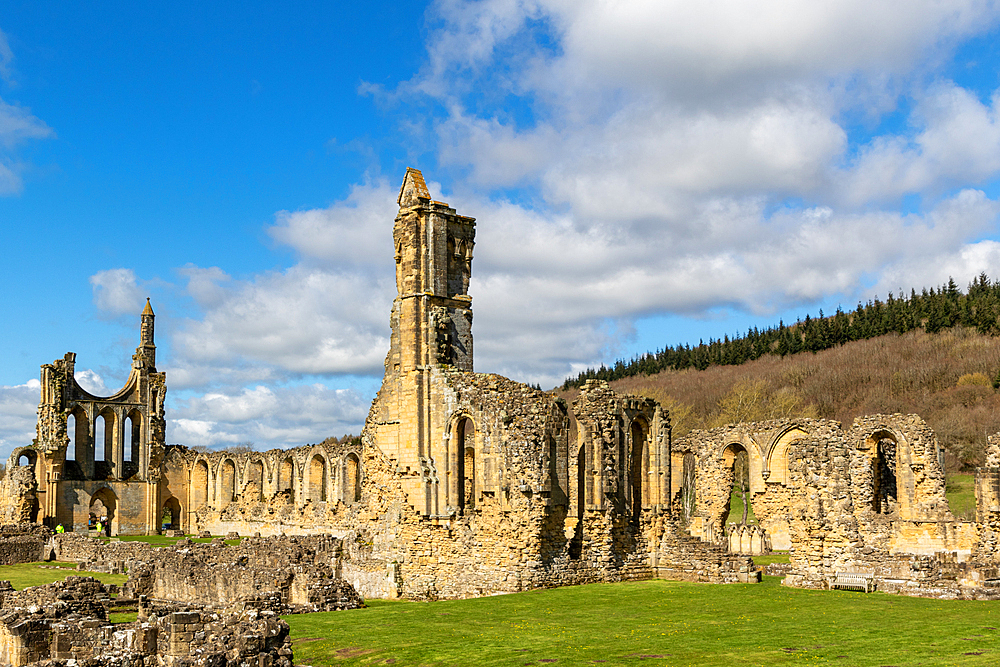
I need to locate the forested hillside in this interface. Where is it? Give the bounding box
[564,274,1000,390]
[560,327,1000,470]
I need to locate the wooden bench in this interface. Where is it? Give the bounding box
[830,572,875,592]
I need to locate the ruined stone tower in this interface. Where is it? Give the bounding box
[18,300,168,533]
[370,168,476,516]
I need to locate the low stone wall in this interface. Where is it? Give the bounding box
[0,537,44,567]
[653,519,755,584]
[52,533,153,564]
[0,576,294,667]
[0,525,52,566]
[122,536,364,613]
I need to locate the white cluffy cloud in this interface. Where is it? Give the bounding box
[0,28,53,195]
[90,268,146,317]
[74,2,1000,447]
[0,379,39,461]
[169,384,369,450]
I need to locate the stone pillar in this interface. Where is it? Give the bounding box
[167,611,202,657]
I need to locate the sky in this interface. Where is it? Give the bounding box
[4,1,1000,458]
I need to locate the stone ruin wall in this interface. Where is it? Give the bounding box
[0,575,295,667]
[674,413,1000,596]
[145,372,746,600]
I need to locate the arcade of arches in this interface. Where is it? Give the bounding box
[3,169,997,601]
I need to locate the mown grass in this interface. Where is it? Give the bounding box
[947,472,977,520]
[751,551,789,567]
[725,488,758,525]
[0,562,127,590]
[286,578,998,667]
[109,611,138,624]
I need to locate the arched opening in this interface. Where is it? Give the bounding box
[454,417,475,512]
[308,454,328,502]
[220,459,236,509]
[94,409,116,479]
[125,411,141,463]
[70,408,92,478]
[629,418,648,526]
[162,496,181,531]
[279,458,295,502]
[89,488,117,536]
[722,443,755,528]
[464,446,476,510]
[192,460,209,509]
[124,415,133,461]
[870,431,898,514]
[16,452,35,468]
[767,427,807,486]
[680,452,696,524]
[345,453,360,503]
[67,414,76,461]
[246,460,264,501]
[94,414,107,463]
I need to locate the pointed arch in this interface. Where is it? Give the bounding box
[629,416,650,526]
[192,459,210,509]
[344,452,361,503]
[219,459,237,509]
[767,426,808,486]
[278,456,296,503]
[308,453,328,502]
[450,414,477,512]
[245,458,265,502]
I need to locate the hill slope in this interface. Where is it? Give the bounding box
[568,327,1000,469]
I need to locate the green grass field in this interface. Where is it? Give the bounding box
[0,562,127,590]
[285,578,998,667]
[725,488,758,525]
[947,472,977,520]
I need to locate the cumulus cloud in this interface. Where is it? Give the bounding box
[267,179,398,270]
[168,384,369,450]
[364,0,1000,385]
[75,369,110,396]
[0,379,39,461]
[71,1,1000,445]
[90,268,146,317]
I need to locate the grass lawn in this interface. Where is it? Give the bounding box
[0,562,127,590]
[725,487,758,525]
[947,472,976,520]
[751,552,789,568]
[286,577,999,667]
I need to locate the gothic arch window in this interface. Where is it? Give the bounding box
[192,460,209,509]
[246,459,264,501]
[279,457,296,503]
[220,459,237,508]
[344,453,361,503]
[767,427,807,486]
[867,430,899,514]
[308,454,328,502]
[453,417,476,511]
[124,410,142,463]
[629,417,649,526]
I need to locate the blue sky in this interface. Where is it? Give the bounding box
[4,1,1000,457]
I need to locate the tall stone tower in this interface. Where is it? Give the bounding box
[369,168,476,516]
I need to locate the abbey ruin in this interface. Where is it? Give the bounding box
[4,168,1000,651]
